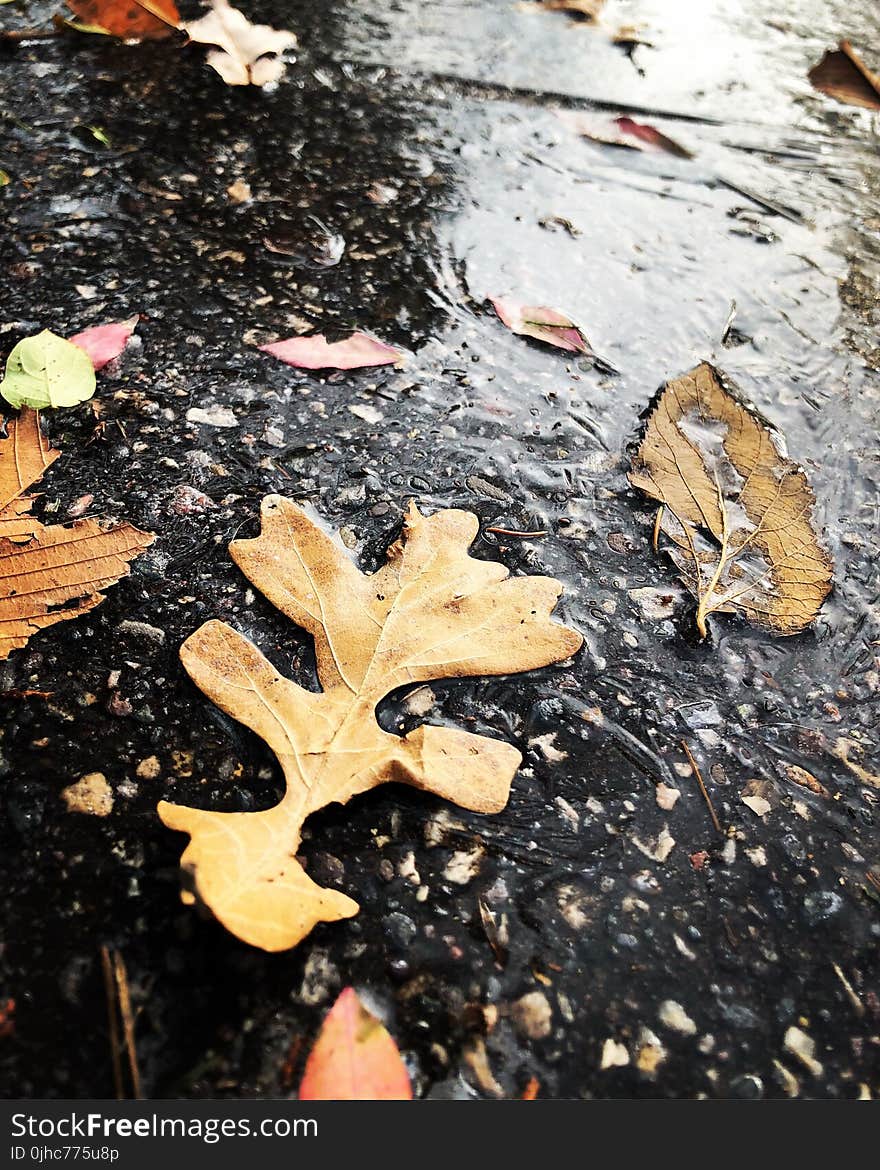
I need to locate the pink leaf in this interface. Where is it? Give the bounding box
[299,988,412,1101]
[614,117,693,159]
[491,297,592,355]
[69,318,139,371]
[259,332,402,371]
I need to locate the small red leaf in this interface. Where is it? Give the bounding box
[260,332,402,371]
[491,296,591,355]
[69,318,138,371]
[299,987,412,1101]
[614,117,693,159]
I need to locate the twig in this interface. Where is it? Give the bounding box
[112,951,143,1101]
[652,505,664,552]
[485,527,548,538]
[681,738,722,834]
[0,28,58,43]
[99,946,125,1102]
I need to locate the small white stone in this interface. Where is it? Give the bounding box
[658,1000,697,1036]
[186,405,238,427]
[529,732,568,762]
[742,794,771,818]
[655,783,680,810]
[600,1038,630,1069]
[443,845,483,885]
[348,403,383,424]
[783,1026,823,1077]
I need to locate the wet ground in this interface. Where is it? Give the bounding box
[1,0,879,1099]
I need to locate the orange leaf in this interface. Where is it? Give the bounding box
[66,0,181,39]
[0,408,153,658]
[299,988,412,1101]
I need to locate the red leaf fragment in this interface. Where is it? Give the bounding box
[299,987,412,1101]
[69,318,138,371]
[491,297,591,355]
[614,117,693,158]
[259,332,402,371]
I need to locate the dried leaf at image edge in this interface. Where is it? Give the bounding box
[628,362,832,638]
[65,0,181,39]
[159,496,582,951]
[0,409,153,658]
[299,988,412,1101]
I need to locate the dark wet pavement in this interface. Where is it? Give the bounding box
[0,0,878,1098]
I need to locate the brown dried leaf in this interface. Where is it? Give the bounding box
[0,408,59,515]
[159,495,582,951]
[540,0,605,21]
[0,409,153,659]
[628,363,832,638]
[808,41,880,111]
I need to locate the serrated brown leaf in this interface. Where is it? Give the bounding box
[628,363,832,638]
[0,408,153,658]
[159,495,582,951]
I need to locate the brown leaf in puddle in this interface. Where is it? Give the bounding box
[184,0,297,87]
[629,363,832,639]
[299,987,412,1100]
[0,408,153,658]
[66,0,180,38]
[158,495,582,950]
[260,332,401,370]
[808,41,880,111]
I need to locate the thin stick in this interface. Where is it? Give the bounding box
[485,527,548,538]
[112,951,143,1101]
[681,738,722,834]
[652,505,664,552]
[99,946,125,1102]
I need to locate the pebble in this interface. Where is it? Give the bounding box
[655,782,680,810]
[186,405,238,427]
[511,991,553,1040]
[117,620,166,646]
[61,773,113,817]
[658,999,697,1036]
[443,846,484,885]
[783,1025,823,1077]
[600,1038,630,1069]
[135,756,161,780]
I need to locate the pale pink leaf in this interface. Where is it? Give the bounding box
[259,332,402,371]
[491,297,591,355]
[614,117,693,159]
[69,318,138,371]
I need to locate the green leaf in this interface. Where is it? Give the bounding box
[0,330,97,410]
[0,170,9,188]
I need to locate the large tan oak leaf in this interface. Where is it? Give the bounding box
[629,362,832,638]
[159,495,583,952]
[0,408,153,658]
